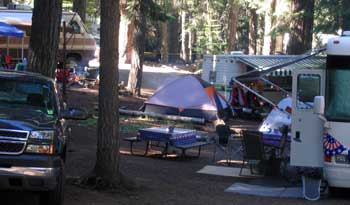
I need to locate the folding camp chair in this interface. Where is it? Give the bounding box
[240,130,267,175]
[276,125,290,178]
[212,124,241,165]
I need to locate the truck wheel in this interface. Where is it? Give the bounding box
[40,168,65,205]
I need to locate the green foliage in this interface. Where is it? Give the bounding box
[126,0,173,22]
[187,0,233,54]
[314,0,341,34]
[62,0,349,55]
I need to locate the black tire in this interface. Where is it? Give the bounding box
[40,167,65,205]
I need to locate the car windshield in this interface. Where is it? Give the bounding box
[325,55,350,121]
[0,79,56,116]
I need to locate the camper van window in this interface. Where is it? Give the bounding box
[296,74,320,109]
[69,21,81,34]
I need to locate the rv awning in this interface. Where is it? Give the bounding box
[236,49,326,81]
[237,55,298,70]
[0,22,24,38]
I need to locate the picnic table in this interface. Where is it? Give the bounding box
[124,127,212,157]
[262,132,291,148]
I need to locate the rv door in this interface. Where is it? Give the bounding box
[291,69,325,167]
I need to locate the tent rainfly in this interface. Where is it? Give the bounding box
[143,75,231,122]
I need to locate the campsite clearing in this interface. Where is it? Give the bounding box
[2,86,349,205]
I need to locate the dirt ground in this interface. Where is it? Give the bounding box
[2,86,350,205]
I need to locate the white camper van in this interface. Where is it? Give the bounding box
[0,9,96,65]
[290,32,350,188]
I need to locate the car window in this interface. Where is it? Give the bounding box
[0,79,56,115]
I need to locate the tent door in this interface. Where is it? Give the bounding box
[290,69,325,167]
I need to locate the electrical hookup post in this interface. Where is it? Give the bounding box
[62,21,67,102]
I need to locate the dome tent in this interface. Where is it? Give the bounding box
[144,75,231,121]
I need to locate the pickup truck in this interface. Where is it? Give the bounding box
[0,69,87,205]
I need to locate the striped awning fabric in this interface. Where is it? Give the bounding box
[237,55,326,76]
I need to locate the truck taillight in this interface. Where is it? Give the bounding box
[324,155,332,162]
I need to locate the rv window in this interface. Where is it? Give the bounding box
[69,21,81,34]
[296,74,320,109]
[325,68,350,121]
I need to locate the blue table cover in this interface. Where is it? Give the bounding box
[138,127,197,146]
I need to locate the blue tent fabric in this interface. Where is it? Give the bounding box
[0,22,24,38]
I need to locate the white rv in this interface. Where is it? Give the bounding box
[202,54,299,87]
[290,32,350,188]
[202,54,247,86]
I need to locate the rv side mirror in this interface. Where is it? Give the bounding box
[313,96,325,115]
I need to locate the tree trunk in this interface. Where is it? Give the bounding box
[168,2,179,63]
[249,8,258,54]
[28,0,62,78]
[287,0,314,54]
[188,27,193,62]
[205,0,213,54]
[120,0,134,64]
[227,0,238,53]
[160,21,169,64]
[262,0,273,55]
[341,0,350,32]
[95,0,120,186]
[127,0,147,96]
[119,1,129,63]
[73,0,87,22]
[125,23,134,64]
[257,14,265,54]
[270,0,277,54]
[180,9,189,63]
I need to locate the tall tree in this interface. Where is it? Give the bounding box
[28,0,62,78]
[119,0,132,63]
[73,0,87,22]
[127,0,148,96]
[126,0,167,95]
[180,4,190,62]
[287,0,314,54]
[236,5,250,53]
[257,14,265,54]
[249,8,258,54]
[227,0,239,52]
[95,0,121,186]
[168,0,179,63]
[159,0,172,64]
[262,0,275,55]
[160,20,169,63]
[269,0,277,54]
